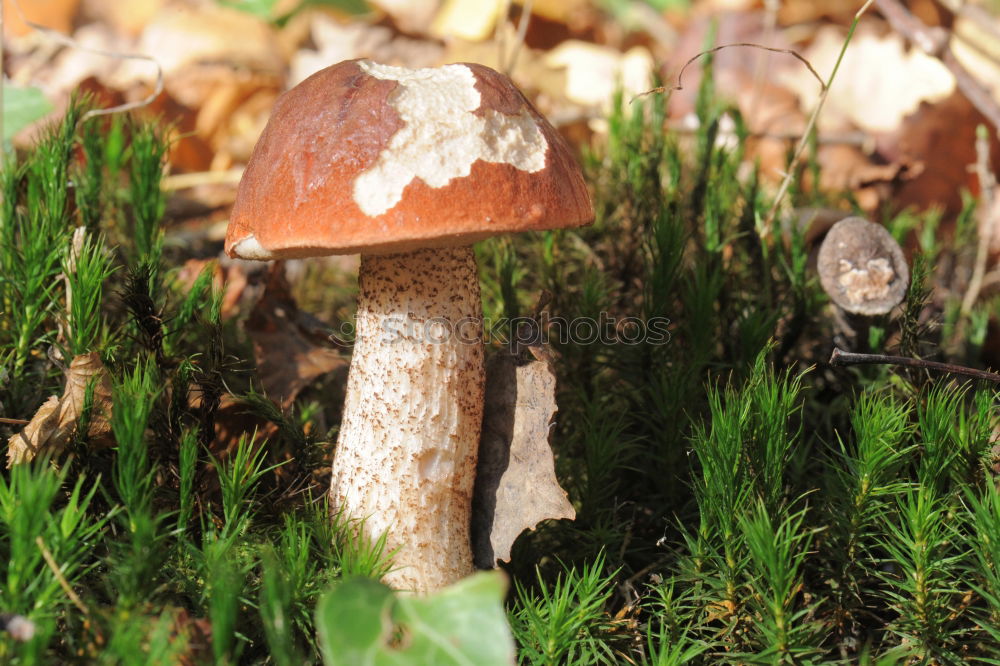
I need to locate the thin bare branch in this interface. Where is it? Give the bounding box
[634,42,825,101]
[830,347,1000,383]
[36,536,90,616]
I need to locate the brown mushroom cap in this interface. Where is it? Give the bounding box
[817,216,910,316]
[225,59,593,259]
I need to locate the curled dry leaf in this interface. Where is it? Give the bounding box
[472,351,575,568]
[244,262,347,409]
[7,352,113,466]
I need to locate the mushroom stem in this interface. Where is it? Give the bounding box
[330,245,485,592]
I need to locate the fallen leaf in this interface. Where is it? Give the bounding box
[879,91,1000,219]
[951,6,1000,108]
[544,41,654,110]
[244,262,347,409]
[3,0,80,37]
[113,4,283,85]
[2,84,53,144]
[81,0,167,37]
[209,395,275,459]
[289,13,443,86]
[472,351,575,568]
[176,257,248,321]
[662,11,799,122]
[776,0,866,25]
[780,24,955,133]
[170,607,213,666]
[430,0,506,41]
[36,23,133,97]
[368,0,440,34]
[524,0,592,23]
[7,352,113,466]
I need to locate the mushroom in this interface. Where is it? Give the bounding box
[225,59,593,592]
[817,216,909,316]
[816,216,909,350]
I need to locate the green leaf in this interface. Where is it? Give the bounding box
[3,85,52,143]
[306,0,370,15]
[316,572,516,666]
[218,0,283,19]
[218,0,369,21]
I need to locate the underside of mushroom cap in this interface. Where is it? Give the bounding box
[226,59,593,259]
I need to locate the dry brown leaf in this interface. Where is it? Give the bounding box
[289,13,443,86]
[663,11,798,121]
[113,4,283,85]
[210,395,275,459]
[951,7,1000,108]
[244,262,347,409]
[170,607,213,666]
[472,351,575,568]
[176,258,248,321]
[3,0,80,37]
[369,0,440,34]
[780,24,954,134]
[81,0,167,37]
[776,0,867,25]
[544,41,654,111]
[431,0,506,41]
[7,352,113,466]
[34,23,132,96]
[880,91,1000,219]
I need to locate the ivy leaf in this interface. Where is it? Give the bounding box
[3,84,52,144]
[316,572,515,666]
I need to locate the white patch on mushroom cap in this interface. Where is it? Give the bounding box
[231,234,275,261]
[353,60,548,217]
[837,257,895,304]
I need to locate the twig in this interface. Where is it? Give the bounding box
[504,0,533,75]
[749,0,781,125]
[160,168,244,191]
[953,4,1000,70]
[35,536,89,616]
[874,0,948,54]
[943,49,1000,136]
[762,0,876,233]
[495,0,510,70]
[635,42,825,101]
[0,417,30,425]
[1,0,5,164]
[875,0,1000,136]
[961,125,996,317]
[830,346,1000,383]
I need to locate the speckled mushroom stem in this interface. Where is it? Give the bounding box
[330,245,485,592]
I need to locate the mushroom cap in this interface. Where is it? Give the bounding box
[817,216,910,316]
[225,59,593,259]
